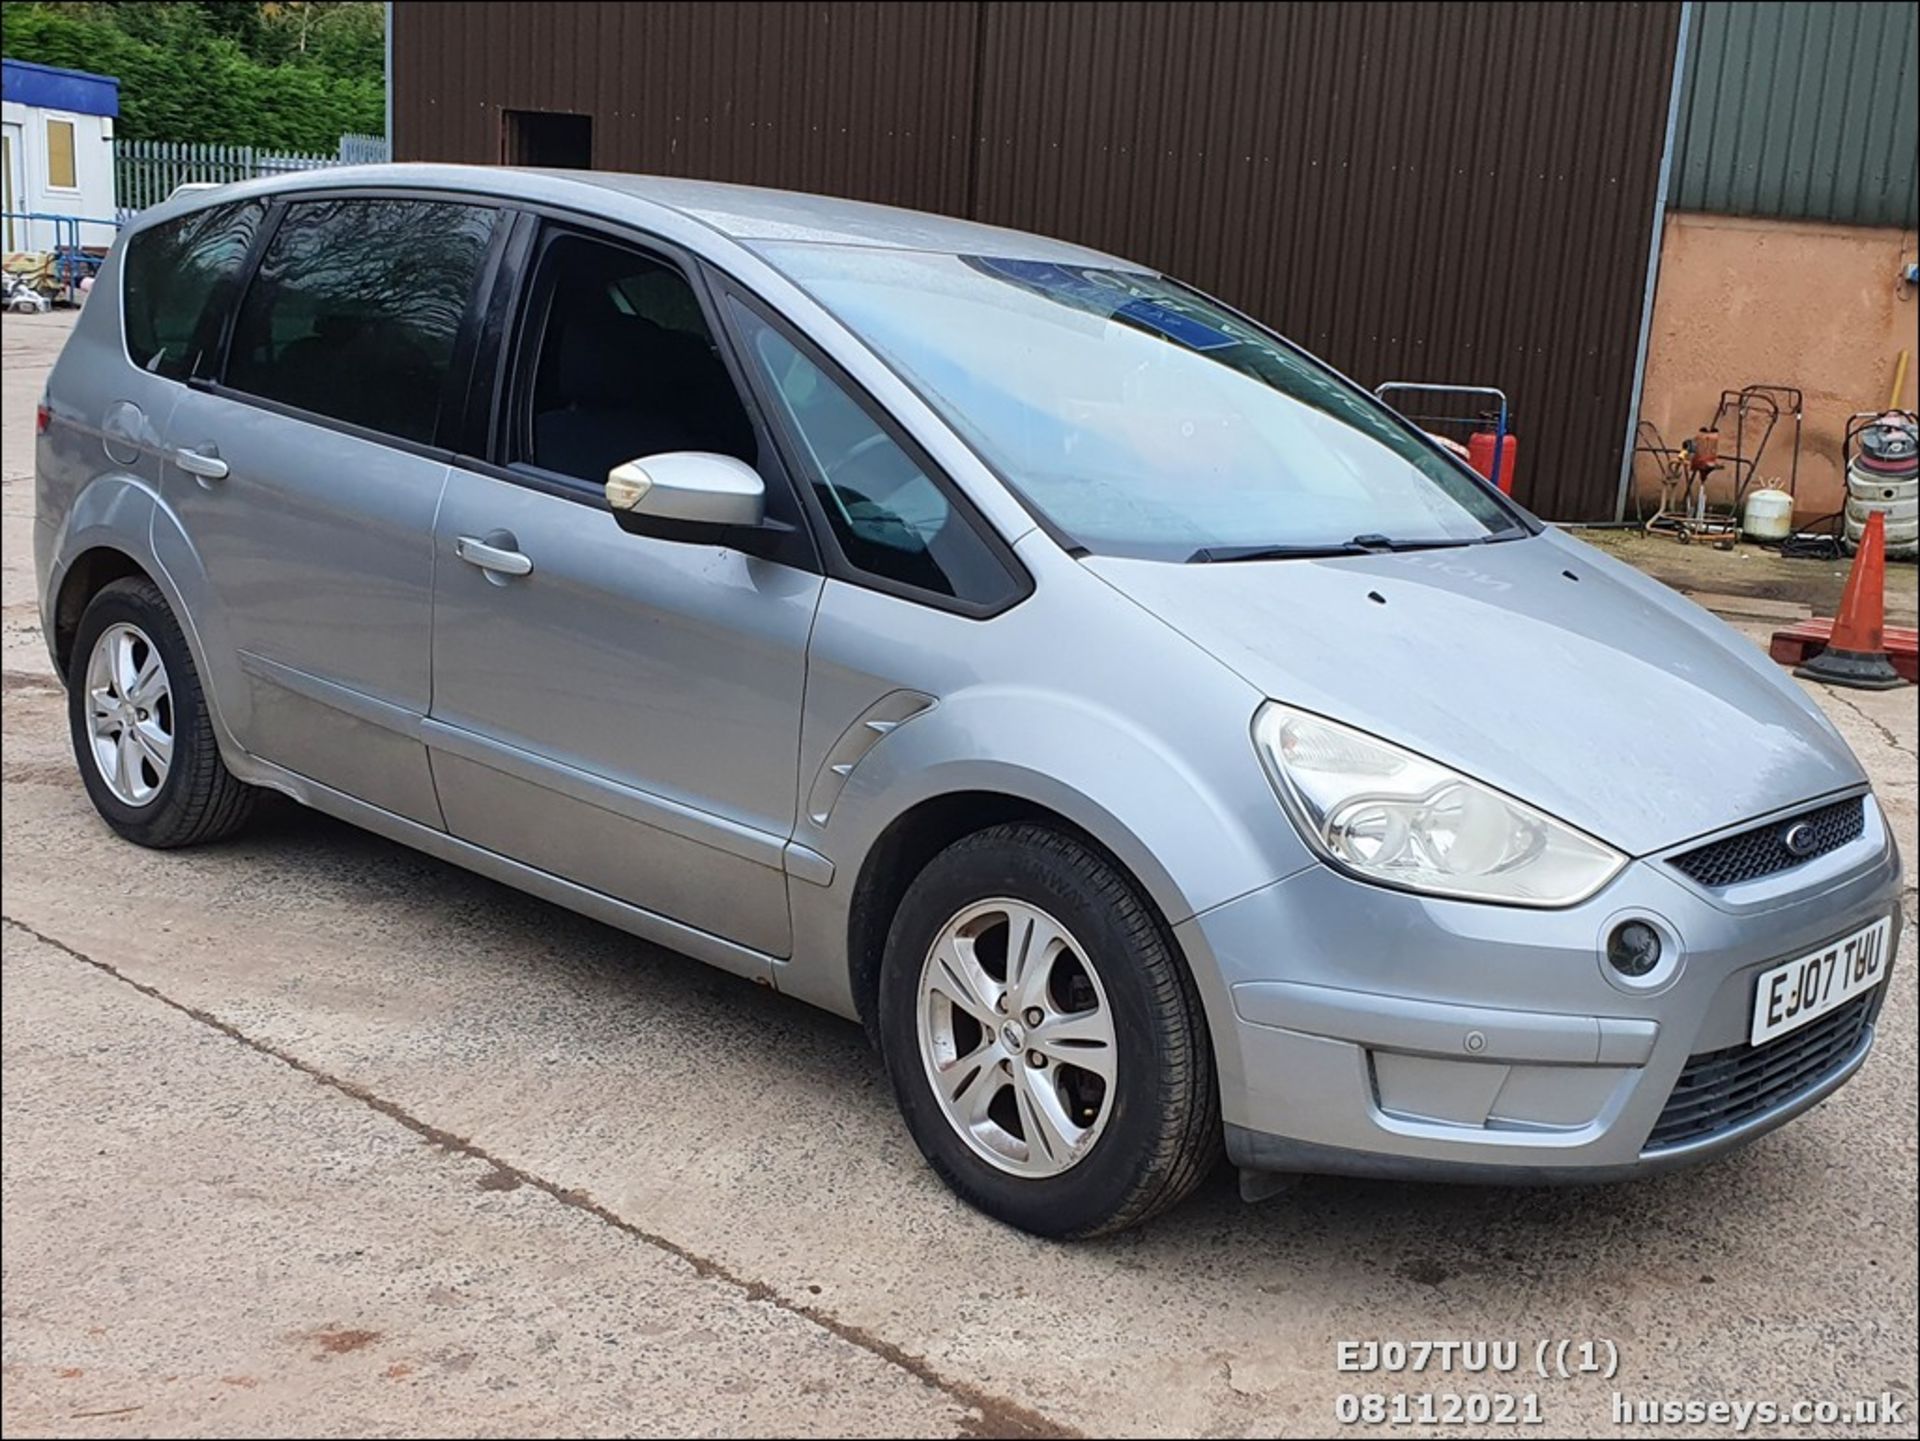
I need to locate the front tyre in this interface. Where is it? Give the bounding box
[878,823,1220,1237]
[66,577,256,848]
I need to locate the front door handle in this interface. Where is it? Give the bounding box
[172,447,229,483]
[455,535,533,579]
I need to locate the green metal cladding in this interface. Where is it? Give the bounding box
[1670,0,1918,226]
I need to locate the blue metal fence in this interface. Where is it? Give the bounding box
[0,211,117,293]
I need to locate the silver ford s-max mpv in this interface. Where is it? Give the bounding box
[36,167,1901,1237]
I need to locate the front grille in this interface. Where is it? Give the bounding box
[1668,796,1865,888]
[1645,991,1876,1150]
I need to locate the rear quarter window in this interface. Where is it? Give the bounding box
[121,201,269,381]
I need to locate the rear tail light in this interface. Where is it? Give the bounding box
[36,400,51,435]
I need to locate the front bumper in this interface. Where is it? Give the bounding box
[1177,790,1903,1181]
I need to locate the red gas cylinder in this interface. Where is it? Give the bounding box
[1468,425,1517,495]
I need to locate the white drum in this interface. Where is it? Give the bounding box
[1741,487,1794,540]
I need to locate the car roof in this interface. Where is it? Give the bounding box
[140,163,1137,272]
[550,169,1135,267]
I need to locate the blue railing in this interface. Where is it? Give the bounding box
[1,210,122,296]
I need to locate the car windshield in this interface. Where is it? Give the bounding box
[763,246,1520,561]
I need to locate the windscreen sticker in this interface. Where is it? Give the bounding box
[1112,298,1238,351]
[968,256,1240,352]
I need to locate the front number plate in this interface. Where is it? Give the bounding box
[1750,917,1890,1047]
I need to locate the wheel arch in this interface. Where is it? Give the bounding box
[842,785,1192,1047]
[51,544,152,675]
[789,675,1309,1053]
[47,475,251,766]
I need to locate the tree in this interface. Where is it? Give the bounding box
[0,1,383,148]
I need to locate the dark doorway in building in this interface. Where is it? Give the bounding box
[503,110,593,168]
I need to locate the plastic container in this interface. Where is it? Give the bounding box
[1741,487,1794,540]
[1848,465,1919,508]
[1846,510,1918,556]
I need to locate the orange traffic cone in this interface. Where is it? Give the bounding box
[1795,510,1905,690]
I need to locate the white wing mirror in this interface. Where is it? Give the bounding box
[606,452,765,533]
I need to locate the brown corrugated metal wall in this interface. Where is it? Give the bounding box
[393,1,1683,520]
[392,2,981,214]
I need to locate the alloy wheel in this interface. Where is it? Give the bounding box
[915,897,1118,1177]
[84,621,174,807]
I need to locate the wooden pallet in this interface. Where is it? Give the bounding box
[1769,619,1918,683]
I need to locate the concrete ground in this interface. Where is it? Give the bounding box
[3,309,1916,1438]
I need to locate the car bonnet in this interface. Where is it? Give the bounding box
[1082,529,1866,857]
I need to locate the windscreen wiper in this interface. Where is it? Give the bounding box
[1188,532,1505,563]
[1345,531,1516,553]
[1187,540,1373,562]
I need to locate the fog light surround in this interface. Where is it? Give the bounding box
[1597,910,1684,994]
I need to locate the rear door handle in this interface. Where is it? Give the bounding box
[172,447,229,482]
[455,535,533,578]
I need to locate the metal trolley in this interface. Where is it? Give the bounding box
[1636,385,1803,546]
[1374,382,1513,493]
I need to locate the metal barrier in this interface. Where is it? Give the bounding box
[114,138,378,219]
[1,210,122,297]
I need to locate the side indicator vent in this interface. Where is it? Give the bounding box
[805,691,936,826]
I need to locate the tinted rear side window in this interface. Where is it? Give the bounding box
[226,199,498,445]
[122,201,268,380]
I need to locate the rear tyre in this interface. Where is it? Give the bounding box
[878,823,1221,1238]
[66,577,256,848]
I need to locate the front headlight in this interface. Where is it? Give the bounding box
[1253,702,1626,906]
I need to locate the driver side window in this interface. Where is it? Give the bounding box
[733,303,1019,608]
[513,232,756,485]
